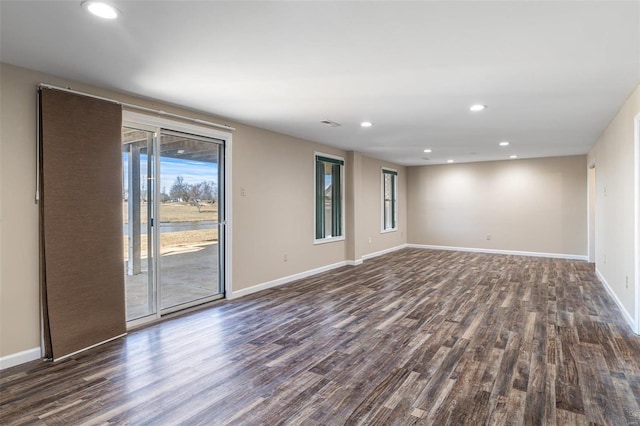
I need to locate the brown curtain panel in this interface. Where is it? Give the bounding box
[39,88,126,360]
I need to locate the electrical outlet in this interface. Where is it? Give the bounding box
[283,253,288,262]
[486,234,491,240]
[626,275,629,288]
[240,187,246,197]
[368,237,372,244]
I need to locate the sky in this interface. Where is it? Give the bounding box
[123,154,218,195]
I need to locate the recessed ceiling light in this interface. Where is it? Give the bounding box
[423,149,432,153]
[447,159,454,163]
[469,104,487,112]
[499,141,510,146]
[82,1,120,19]
[361,121,373,128]
[509,155,518,159]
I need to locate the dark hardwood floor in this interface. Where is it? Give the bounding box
[2,248,640,425]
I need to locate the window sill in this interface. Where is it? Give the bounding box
[314,236,345,245]
[380,228,398,234]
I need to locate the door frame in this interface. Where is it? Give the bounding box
[123,111,233,327]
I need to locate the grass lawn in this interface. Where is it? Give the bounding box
[123,201,218,224]
[123,201,219,260]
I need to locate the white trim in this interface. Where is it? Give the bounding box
[596,268,637,333]
[153,131,162,322]
[231,242,579,301]
[313,235,345,245]
[406,244,588,261]
[380,228,398,234]
[634,113,640,334]
[154,129,162,321]
[124,110,232,141]
[362,244,408,261]
[53,333,127,362]
[126,314,156,329]
[160,294,225,316]
[225,136,233,300]
[0,347,41,370]
[227,261,348,299]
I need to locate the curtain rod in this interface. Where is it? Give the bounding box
[38,83,236,132]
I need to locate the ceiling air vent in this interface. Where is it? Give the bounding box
[321,120,341,127]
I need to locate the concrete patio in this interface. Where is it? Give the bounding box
[125,241,220,320]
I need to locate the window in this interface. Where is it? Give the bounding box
[315,154,344,241]
[382,168,397,231]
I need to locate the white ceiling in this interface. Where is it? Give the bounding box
[1,1,639,165]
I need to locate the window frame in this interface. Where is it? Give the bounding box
[381,167,398,233]
[314,152,345,244]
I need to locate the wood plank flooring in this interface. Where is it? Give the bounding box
[2,248,640,425]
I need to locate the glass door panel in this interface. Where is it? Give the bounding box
[122,128,155,321]
[158,132,222,311]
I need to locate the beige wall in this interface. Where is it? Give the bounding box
[0,64,42,358]
[587,84,639,321]
[231,125,347,290]
[348,153,407,261]
[0,62,406,359]
[407,155,588,256]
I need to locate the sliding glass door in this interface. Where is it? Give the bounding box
[123,124,225,323]
[158,131,223,312]
[122,128,156,320]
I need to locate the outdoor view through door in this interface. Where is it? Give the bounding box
[123,127,224,322]
[122,128,155,320]
[159,132,222,311]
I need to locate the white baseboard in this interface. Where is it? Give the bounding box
[228,244,409,300]
[595,268,638,333]
[406,244,588,261]
[361,244,408,261]
[227,261,349,299]
[0,347,41,370]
